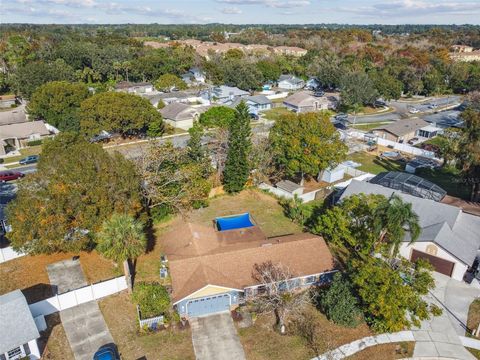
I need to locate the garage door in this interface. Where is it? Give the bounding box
[411,249,455,277]
[187,293,231,318]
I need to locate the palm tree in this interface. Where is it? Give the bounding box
[373,194,421,258]
[96,213,146,290]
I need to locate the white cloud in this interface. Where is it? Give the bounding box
[216,0,310,9]
[337,0,480,18]
[222,7,242,14]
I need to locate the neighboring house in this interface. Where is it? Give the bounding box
[162,218,335,319]
[114,81,154,95]
[277,75,305,91]
[160,103,207,130]
[0,290,41,359]
[0,95,16,109]
[0,121,52,155]
[372,118,430,143]
[0,105,28,126]
[273,46,308,57]
[230,95,272,114]
[451,45,474,53]
[416,124,443,139]
[146,91,208,107]
[203,86,249,104]
[275,180,304,197]
[340,179,480,281]
[283,91,330,113]
[181,67,206,86]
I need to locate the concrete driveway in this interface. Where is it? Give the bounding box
[413,273,479,360]
[190,313,246,360]
[47,259,115,360]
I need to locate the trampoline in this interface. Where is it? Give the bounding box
[216,213,254,231]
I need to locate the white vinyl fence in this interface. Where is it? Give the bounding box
[0,246,26,263]
[137,305,165,330]
[259,183,324,203]
[29,276,127,317]
[348,130,439,159]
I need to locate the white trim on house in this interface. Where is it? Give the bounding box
[173,284,244,305]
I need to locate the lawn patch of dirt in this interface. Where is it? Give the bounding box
[238,305,373,360]
[38,313,74,360]
[0,251,118,303]
[99,291,195,360]
[468,299,480,334]
[348,342,414,359]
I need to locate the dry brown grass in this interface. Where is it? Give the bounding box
[39,313,74,360]
[348,342,414,360]
[99,291,195,360]
[238,305,374,360]
[0,251,119,303]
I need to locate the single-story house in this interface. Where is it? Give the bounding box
[230,95,272,114]
[160,103,207,130]
[162,219,335,319]
[0,95,16,109]
[146,91,208,107]
[416,124,443,139]
[340,179,480,281]
[0,290,41,359]
[204,86,249,104]
[114,81,154,95]
[283,91,330,113]
[277,75,305,91]
[372,118,430,143]
[0,121,52,155]
[181,67,206,86]
[0,106,28,126]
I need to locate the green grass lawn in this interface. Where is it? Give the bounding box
[189,189,302,238]
[2,145,42,165]
[263,107,292,121]
[348,152,404,174]
[348,152,471,200]
[351,121,393,131]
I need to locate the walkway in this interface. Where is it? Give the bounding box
[190,312,246,360]
[47,259,115,360]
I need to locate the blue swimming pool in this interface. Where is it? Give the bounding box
[216,213,254,231]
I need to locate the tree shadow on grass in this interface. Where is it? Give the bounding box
[372,158,403,172]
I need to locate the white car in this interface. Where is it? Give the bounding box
[409,108,419,114]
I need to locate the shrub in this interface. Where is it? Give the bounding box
[27,139,43,146]
[150,204,174,223]
[317,272,363,327]
[157,99,165,109]
[132,282,170,319]
[147,118,164,138]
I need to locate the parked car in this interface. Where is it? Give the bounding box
[374,100,387,107]
[19,155,39,165]
[409,107,419,114]
[93,345,119,360]
[407,137,419,145]
[313,90,325,97]
[335,113,348,121]
[334,122,347,130]
[428,103,438,109]
[90,130,113,143]
[0,171,25,182]
[249,113,259,121]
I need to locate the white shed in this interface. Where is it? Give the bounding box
[321,165,345,183]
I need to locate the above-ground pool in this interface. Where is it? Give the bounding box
[216,213,254,231]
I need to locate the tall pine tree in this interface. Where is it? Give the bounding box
[223,101,252,193]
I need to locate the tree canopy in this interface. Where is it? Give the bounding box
[6,133,144,254]
[79,92,163,136]
[154,73,187,92]
[27,81,91,132]
[199,106,236,128]
[223,102,252,193]
[269,111,347,180]
[340,72,378,108]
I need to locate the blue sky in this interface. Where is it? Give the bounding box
[2,0,480,24]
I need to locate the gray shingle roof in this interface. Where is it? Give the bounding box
[276,180,303,193]
[0,290,39,354]
[373,118,429,137]
[340,180,480,265]
[0,120,50,140]
[278,75,304,85]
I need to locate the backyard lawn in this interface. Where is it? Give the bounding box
[99,291,195,360]
[237,305,412,360]
[466,299,480,359]
[347,152,470,200]
[351,121,393,131]
[348,152,404,174]
[38,313,74,360]
[262,107,292,121]
[189,189,302,238]
[0,251,119,303]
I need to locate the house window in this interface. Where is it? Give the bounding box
[256,285,266,294]
[305,275,317,284]
[7,347,22,359]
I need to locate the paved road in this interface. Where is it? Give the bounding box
[47,259,115,360]
[190,313,246,360]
